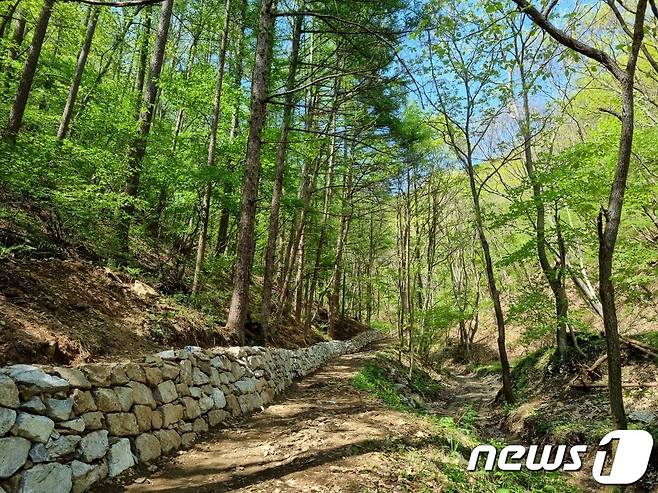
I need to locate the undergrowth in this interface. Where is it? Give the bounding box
[352,353,579,492]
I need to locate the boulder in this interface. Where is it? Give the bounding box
[199,396,214,413]
[162,363,180,380]
[123,363,146,383]
[133,405,153,432]
[20,397,46,414]
[154,429,181,454]
[14,413,55,443]
[207,410,228,428]
[182,398,201,420]
[81,412,104,431]
[192,368,209,386]
[107,438,135,477]
[134,433,161,463]
[0,437,31,478]
[76,430,109,462]
[151,409,163,430]
[127,382,156,408]
[181,432,196,448]
[5,365,69,394]
[0,408,17,436]
[106,413,139,436]
[114,387,134,412]
[234,378,257,394]
[159,404,183,428]
[144,367,163,387]
[18,462,72,493]
[45,398,73,422]
[192,417,208,433]
[93,389,122,413]
[0,375,19,408]
[110,365,129,386]
[179,360,193,385]
[53,368,91,390]
[628,410,657,425]
[131,280,158,299]
[29,435,81,463]
[211,389,226,409]
[71,460,107,493]
[58,418,85,434]
[71,390,96,415]
[80,364,113,387]
[154,381,178,404]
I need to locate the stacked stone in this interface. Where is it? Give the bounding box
[0,330,380,493]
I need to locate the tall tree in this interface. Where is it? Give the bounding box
[225,0,276,343]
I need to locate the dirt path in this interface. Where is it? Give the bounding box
[99,341,441,493]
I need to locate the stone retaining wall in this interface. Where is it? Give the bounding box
[0,331,381,493]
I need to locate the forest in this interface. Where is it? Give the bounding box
[0,0,657,490]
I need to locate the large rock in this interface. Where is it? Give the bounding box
[192,368,210,385]
[0,375,19,408]
[93,389,121,413]
[192,417,208,433]
[123,363,146,383]
[20,397,46,414]
[71,460,108,493]
[131,280,159,299]
[211,389,226,409]
[159,404,183,428]
[114,387,134,412]
[144,367,163,387]
[133,405,153,432]
[71,390,96,415]
[18,462,72,493]
[106,413,139,436]
[53,368,91,390]
[45,398,73,422]
[0,408,17,435]
[107,438,135,477]
[179,360,193,385]
[628,410,657,425]
[134,433,161,463]
[234,378,257,394]
[207,410,228,428]
[199,395,214,413]
[0,437,31,478]
[14,413,55,443]
[154,429,181,454]
[182,398,201,420]
[81,412,104,431]
[76,430,108,462]
[127,382,156,408]
[29,435,81,463]
[154,381,178,404]
[80,364,112,387]
[110,365,129,386]
[5,365,69,394]
[162,362,180,380]
[151,409,163,430]
[58,418,85,434]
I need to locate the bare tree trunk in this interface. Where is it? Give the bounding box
[303,79,338,333]
[215,0,247,257]
[3,0,54,142]
[117,0,174,258]
[191,0,233,295]
[225,0,276,344]
[0,1,19,39]
[260,8,304,339]
[465,158,514,403]
[8,8,25,61]
[57,6,100,140]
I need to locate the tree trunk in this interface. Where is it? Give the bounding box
[0,1,19,39]
[117,0,174,258]
[57,7,100,140]
[3,0,54,142]
[598,77,636,431]
[225,0,276,344]
[465,158,514,403]
[260,8,304,340]
[215,0,247,257]
[191,0,233,295]
[8,8,25,61]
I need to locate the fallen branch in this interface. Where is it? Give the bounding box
[621,337,658,359]
[570,381,658,390]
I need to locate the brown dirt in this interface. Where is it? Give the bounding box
[0,257,231,366]
[96,341,446,493]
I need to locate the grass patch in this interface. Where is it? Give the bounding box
[635,330,658,352]
[353,354,580,492]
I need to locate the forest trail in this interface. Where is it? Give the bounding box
[97,340,492,493]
